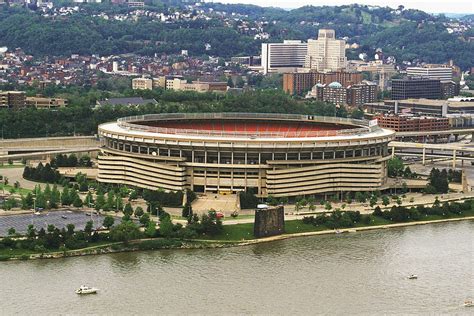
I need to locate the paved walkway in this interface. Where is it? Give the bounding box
[191,193,238,214]
[0,166,39,190]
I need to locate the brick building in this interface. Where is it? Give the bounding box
[376,114,449,132]
[283,71,363,95]
[306,81,377,107]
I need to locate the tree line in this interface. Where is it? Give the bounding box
[0,89,346,138]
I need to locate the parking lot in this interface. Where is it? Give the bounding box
[0,210,114,236]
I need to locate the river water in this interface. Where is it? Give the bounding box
[1,221,473,315]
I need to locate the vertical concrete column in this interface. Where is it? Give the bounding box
[452,149,456,169]
[391,145,395,158]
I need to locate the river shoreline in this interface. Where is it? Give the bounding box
[2,215,473,261]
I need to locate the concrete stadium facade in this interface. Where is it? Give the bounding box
[97,113,395,198]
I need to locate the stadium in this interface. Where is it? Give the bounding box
[97,113,395,198]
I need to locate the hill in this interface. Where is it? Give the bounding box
[0,2,472,69]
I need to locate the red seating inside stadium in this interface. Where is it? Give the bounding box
[143,120,353,137]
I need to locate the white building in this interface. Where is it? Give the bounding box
[261,40,308,74]
[304,29,347,72]
[406,66,453,83]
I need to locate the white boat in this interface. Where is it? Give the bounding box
[464,300,473,307]
[408,274,418,280]
[75,285,99,295]
[34,212,41,216]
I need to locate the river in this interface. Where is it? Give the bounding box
[1,221,473,315]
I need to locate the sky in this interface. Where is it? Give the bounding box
[219,1,474,14]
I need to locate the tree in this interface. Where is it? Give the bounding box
[128,190,138,201]
[159,216,174,238]
[123,202,133,217]
[387,157,404,177]
[382,196,390,207]
[50,184,60,208]
[26,224,36,239]
[134,206,144,218]
[373,206,383,217]
[324,202,332,211]
[85,191,94,208]
[7,227,16,236]
[139,213,151,226]
[84,220,93,236]
[66,223,75,236]
[61,187,72,206]
[22,193,34,209]
[102,215,115,229]
[182,202,193,218]
[73,196,83,208]
[295,201,302,214]
[355,192,366,203]
[427,168,449,194]
[44,184,52,201]
[109,221,141,243]
[106,190,115,211]
[370,195,378,208]
[95,192,105,211]
[227,77,234,88]
[144,220,156,238]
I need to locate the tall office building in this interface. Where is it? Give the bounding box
[391,78,441,100]
[261,40,308,74]
[406,66,453,83]
[304,29,347,72]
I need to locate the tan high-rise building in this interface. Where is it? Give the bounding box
[305,29,347,72]
[132,77,153,90]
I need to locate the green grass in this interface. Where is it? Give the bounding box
[207,209,474,242]
[0,184,32,195]
[0,164,25,169]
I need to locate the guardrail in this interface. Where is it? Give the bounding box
[116,113,375,138]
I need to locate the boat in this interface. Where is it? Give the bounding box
[408,274,418,279]
[61,215,68,219]
[464,300,473,307]
[34,211,41,216]
[75,285,99,295]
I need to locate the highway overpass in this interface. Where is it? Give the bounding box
[389,141,474,168]
[0,136,100,162]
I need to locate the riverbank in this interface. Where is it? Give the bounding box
[1,215,473,261]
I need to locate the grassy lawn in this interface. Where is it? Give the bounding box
[0,184,32,195]
[0,164,25,169]
[209,209,474,242]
